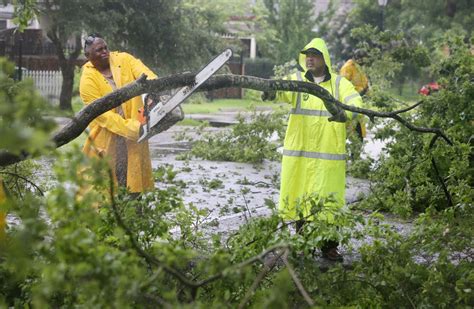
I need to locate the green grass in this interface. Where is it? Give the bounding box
[182,99,286,114]
[177,118,207,126]
[387,82,423,103]
[72,96,83,114]
[57,132,87,154]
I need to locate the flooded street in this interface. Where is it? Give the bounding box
[146,124,416,265]
[8,119,409,265]
[148,125,375,235]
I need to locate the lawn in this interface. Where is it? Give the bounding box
[181,98,287,114]
[71,96,287,115]
[386,81,424,103]
[61,96,285,149]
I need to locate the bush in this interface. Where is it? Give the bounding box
[360,35,474,215]
[244,57,275,79]
[181,109,287,164]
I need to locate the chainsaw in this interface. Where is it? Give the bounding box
[137,48,233,142]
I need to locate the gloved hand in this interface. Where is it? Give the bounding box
[261,90,276,101]
[138,95,160,125]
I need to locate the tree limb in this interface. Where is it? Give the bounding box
[200,75,452,145]
[109,173,288,291]
[0,171,44,196]
[282,250,315,306]
[238,249,285,309]
[0,73,452,167]
[429,135,453,207]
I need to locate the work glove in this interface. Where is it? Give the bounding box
[138,94,159,125]
[261,90,276,101]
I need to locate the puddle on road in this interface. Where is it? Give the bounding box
[151,154,281,235]
[150,148,371,236]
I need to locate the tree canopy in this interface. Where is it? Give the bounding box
[261,0,317,63]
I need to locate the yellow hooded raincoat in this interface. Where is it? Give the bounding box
[277,38,363,221]
[340,59,368,94]
[340,59,368,138]
[80,52,157,193]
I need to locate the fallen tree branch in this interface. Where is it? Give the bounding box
[199,75,452,145]
[238,249,285,309]
[0,73,452,167]
[429,135,453,207]
[109,178,288,292]
[0,171,44,196]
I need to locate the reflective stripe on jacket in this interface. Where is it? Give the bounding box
[80,52,157,193]
[276,38,363,221]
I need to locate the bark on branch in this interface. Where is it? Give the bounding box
[0,73,451,167]
[200,75,452,145]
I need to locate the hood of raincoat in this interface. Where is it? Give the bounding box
[298,38,333,74]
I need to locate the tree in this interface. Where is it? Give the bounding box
[13,0,245,110]
[360,34,473,214]
[101,1,221,73]
[262,0,316,63]
[314,0,474,68]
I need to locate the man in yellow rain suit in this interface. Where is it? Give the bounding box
[274,38,363,261]
[80,34,156,193]
[340,49,368,140]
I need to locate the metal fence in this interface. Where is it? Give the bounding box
[23,70,62,104]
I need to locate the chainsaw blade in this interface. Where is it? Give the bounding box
[138,48,233,142]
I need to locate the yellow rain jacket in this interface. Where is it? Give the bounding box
[80,52,157,193]
[277,38,363,221]
[340,59,368,138]
[340,59,368,94]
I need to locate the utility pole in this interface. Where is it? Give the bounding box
[377,0,388,31]
[18,32,23,81]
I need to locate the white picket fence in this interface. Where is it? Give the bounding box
[24,70,62,105]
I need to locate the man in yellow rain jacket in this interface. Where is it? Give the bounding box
[275,38,363,261]
[340,49,368,140]
[80,34,156,193]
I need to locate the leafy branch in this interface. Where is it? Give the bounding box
[0,171,44,196]
[282,250,315,306]
[108,169,288,299]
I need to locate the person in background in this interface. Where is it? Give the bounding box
[80,33,157,193]
[340,49,369,141]
[264,38,364,261]
[418,82,440,96]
